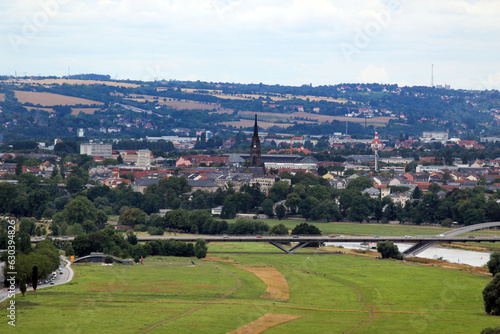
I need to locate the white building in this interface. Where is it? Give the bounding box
[420,132,448,143]
[80,142,112,158]
[136,149,151,167]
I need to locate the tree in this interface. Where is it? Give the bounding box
[285,193,301,214]
[275,204,286,220]
[66,176,84,194]
[194,239,208,259]
[63,196,98,226]
[32,265,38,292]
[270,223,288,235]
[20,276,27,297]
[412,186,422,199]
[291,223,321,235]
[268,181,290,201]
[348,196,371,223]
[487,252,500,276]
[312,200,341,222]
[376,241,402,260]
[347,177,374,191]
[104,255,114,264]
[482,327,500,334]
[261,199,274,217]
[483,274,500,315]
[298,197,319,220]
[291,222,321,247]
[119,208,147,227]
[127,232,138,246]
[95,210,108,230]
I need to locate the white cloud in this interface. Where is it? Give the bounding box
[0,0,498,89]
[358,64,390,83]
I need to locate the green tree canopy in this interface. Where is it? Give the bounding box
[63,196,98,225]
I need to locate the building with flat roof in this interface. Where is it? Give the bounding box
[80,142,112,158]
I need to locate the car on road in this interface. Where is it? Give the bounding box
[468,235,475,238]
[292,235,299,238]
[50,282,55,285]
[339,235,346,239]
[374,235,380,238]
[256,235,262,238]
[436,234,445,237]
[329,235,336,238]
[223,235,229,238]
[404,235,412,239]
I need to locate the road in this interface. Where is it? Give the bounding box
[0,256,73,302]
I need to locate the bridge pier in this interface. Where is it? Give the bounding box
[269,241,310,254]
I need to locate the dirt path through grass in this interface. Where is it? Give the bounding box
[237,266,290,301]
[226,313,301,334]
[138,262,241,334]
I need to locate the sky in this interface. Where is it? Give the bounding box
[1,0,499,90]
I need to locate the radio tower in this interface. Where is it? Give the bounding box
[371,132,383,172]
[431,64,434,88]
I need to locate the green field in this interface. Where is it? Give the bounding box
[227,219,452,236]
[0,244,496,333]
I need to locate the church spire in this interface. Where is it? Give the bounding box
[253,114,259,137]
[249,114,261,167]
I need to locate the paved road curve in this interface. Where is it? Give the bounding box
[0,256,73,302]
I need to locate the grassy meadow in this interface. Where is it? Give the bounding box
[0,243,497,334]
[226,219,452,236]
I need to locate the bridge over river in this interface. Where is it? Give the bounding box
[33,222,500,255]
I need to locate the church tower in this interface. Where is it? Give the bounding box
[249,114,261,167]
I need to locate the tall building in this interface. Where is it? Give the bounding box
[249,114,261,167]
[80,142,112,158]
[136,149,151,167]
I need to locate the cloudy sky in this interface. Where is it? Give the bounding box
[1,0,499,89]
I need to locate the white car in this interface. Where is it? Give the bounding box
[404,235,412,239]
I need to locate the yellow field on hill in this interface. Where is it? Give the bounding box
[71,108,102,115]
[239,111,395,125]
[180,88,348,104]
[219,120,295,129]
[11,91,104,107]
[125,94,234,113]
[8,78,140,88]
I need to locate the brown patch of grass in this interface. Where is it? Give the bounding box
[440,243,488,252]
[238,266,289,301]
[226,313,301,334]
[202,255,238,264]
[404,257,490,276]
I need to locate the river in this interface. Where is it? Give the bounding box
[325,242,490,267]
